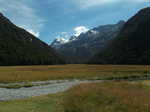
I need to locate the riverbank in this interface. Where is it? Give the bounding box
[0,80,150,112]
[0,80,103,101]
[0,76,150,101]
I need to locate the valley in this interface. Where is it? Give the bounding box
[0,2,149,112]
[0,64,150,102]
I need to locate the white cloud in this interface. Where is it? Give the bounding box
[26,29,40,37]
[0,0,45,37]
[61,32,69,38]
[19,25,40,37]
[74,26,89,36]
[55,26,89,42]
[57,32,70,38]
[55,32,70,41]
[71,0,149,9]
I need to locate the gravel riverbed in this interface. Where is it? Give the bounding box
[0,80,101,101]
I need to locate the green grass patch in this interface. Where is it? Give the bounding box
[0,94,63,112]
[0,83,34,89]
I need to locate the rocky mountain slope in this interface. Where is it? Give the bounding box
[51,21,125,63]
[89,7,150,65]
[0,13,64,65]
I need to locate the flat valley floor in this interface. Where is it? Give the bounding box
[0,64,150,82]
[0,64,150,112]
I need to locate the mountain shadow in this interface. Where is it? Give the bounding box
[89,7,150,65]
[0,13,65,65]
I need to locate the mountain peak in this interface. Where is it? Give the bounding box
[0,13,65,65]
[89,7,150,64]
[55,38,68,43]
[0,13,3,17]
[51,37,69,48]
[117,20,125,25]
[139,7,150,13]
[51,20,124,63]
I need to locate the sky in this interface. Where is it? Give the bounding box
[0,0,150,44]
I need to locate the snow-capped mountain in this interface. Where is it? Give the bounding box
[51,31,94,48]
[51,29,89,48]
[51,38,69,48]
[69,36,78,41]
[51,20,125,63]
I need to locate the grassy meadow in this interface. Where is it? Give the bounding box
[62,81,150,112]
[1,81,150,112]
[0,64,150,112]
[0,93,63,112]
[0,64,150,82]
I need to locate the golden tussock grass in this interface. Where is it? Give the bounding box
[0,81,150,112]
[0,64,150,82]
[62,82,150,112]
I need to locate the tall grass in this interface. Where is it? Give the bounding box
[62,82,150,112]
[0,64,150,82]
[0,81,150,112]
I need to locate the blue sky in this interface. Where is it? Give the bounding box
[0,0,150,44]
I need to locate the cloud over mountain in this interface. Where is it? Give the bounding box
[0,0,45,37]
[74,26,89,36]
[71,0,149,9]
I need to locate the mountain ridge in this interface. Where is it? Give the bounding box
[0,13,65,65]
[51,20,125,63]
[89,7,150,65]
